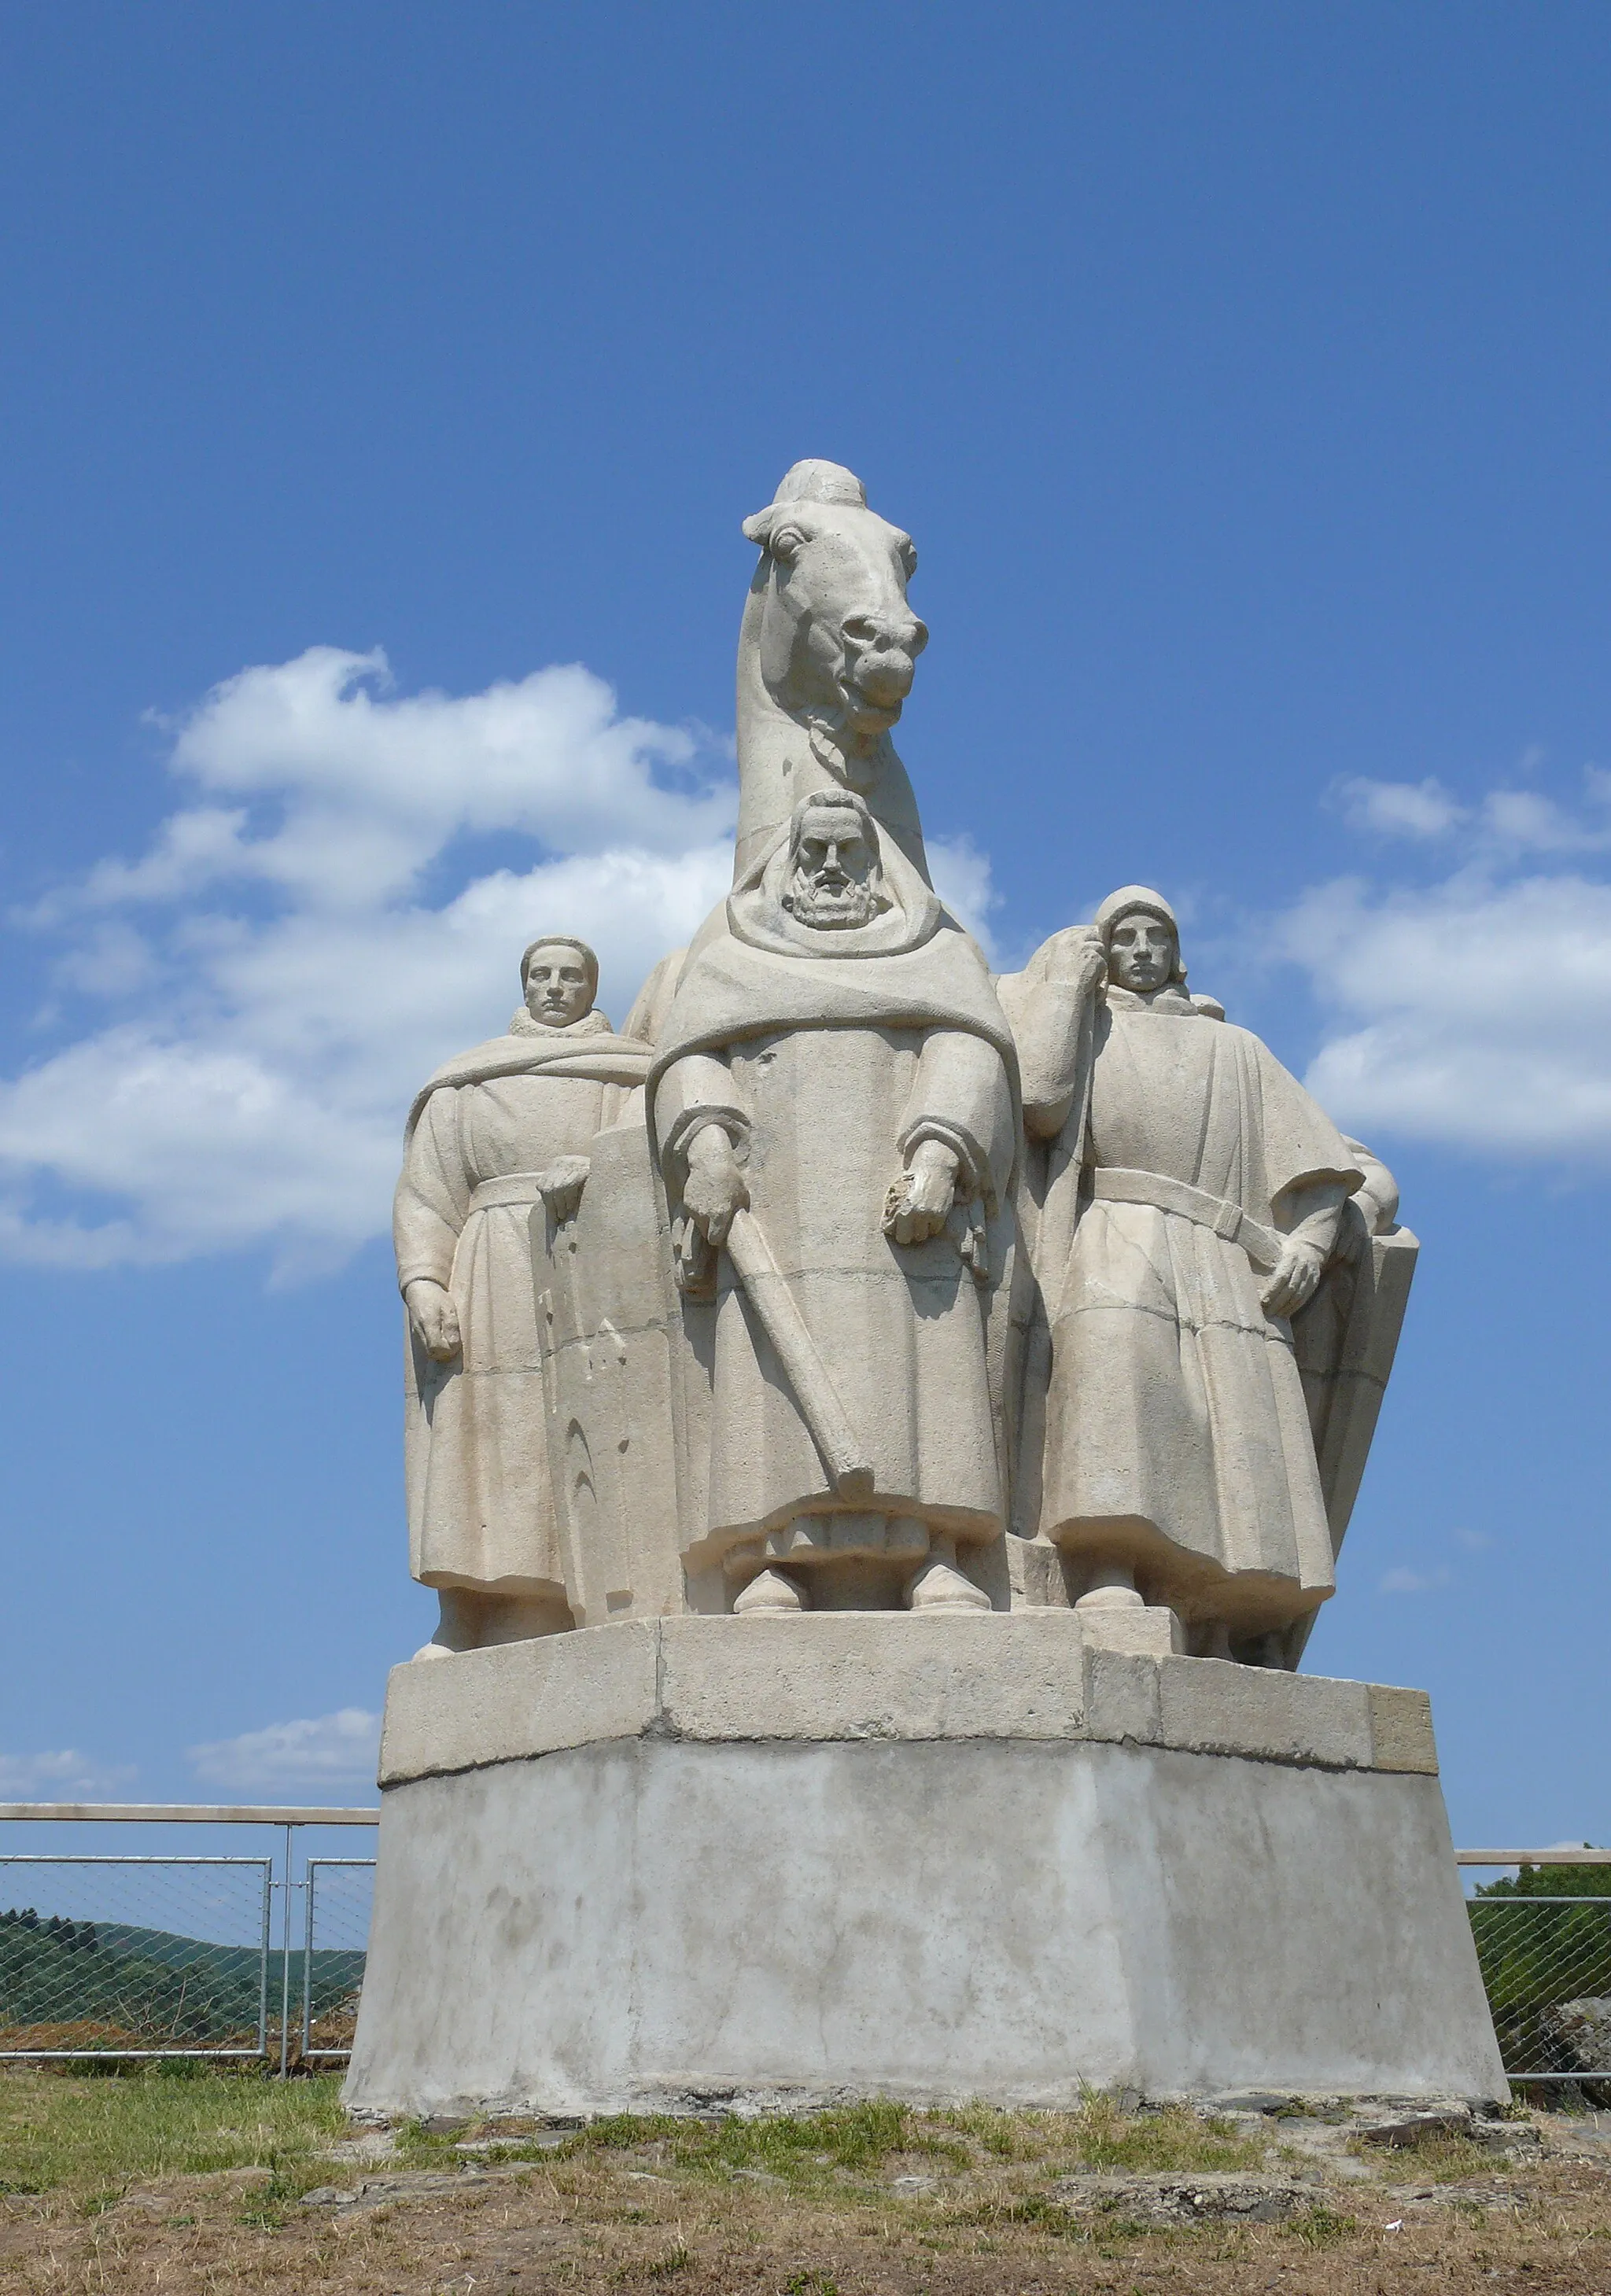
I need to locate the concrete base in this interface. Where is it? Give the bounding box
[345,1617,1504,2118]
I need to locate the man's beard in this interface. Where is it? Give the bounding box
[785,871,886,931]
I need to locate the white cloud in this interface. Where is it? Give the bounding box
[927,834,1001,959]
[1335,776,1469,840]
[0,1749,137,1797]
[187,1708,382,1790]
[1378,1565,1454,1595]
[1331,765,1611,857]
[1281,869,1611,1157]
[0,649,737,1273]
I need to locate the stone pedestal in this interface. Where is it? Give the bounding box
[344,1616,1504,2120]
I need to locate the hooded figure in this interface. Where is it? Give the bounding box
[393,936,651,1653]
[647,790,1018,1615]
[1005,890,1362,1660]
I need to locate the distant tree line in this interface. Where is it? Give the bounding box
[0,1908,98,1951]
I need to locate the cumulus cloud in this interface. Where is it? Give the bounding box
[187,1708,382,1790]
[1281,870,1611,1156]
[1277,762,1611,1163]
[0,1749,137,1797]
[0,649,737,1273]
[1332,765,1611,856]
[1335,776,1469,840]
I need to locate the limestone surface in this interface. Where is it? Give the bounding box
[393,938,651,1651]
[364,463,1478,2124]
[346,1623,1503,2120]
[1003,885,1415,1662]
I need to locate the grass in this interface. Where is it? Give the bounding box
[1047,2091,1259,2172]
[0,2065,347,2197]
[392,2091,1262,2195]
[1345,2128,1510,2183]
[2,2066,1602,2296]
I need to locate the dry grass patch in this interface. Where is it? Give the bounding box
[1,2070,1609,2293]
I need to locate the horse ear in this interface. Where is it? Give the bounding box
[742,508,806,565]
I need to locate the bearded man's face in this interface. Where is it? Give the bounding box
[783,805,886,931]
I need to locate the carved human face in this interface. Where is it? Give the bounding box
[783,804,886,931]
[1105,911,1178,994]
[523,944,594,1028]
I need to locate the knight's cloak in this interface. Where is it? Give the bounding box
[1026,986,1361,1631]
[394,1008,651,1595]
[648,831,1018,1562]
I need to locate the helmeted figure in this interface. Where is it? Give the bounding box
[1007,889,1365,1660]
[393,937,650,1653]
[647,789,1018,1614]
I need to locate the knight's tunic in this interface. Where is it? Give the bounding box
[393,1010,647,1595]
[1031,991,1359,1623]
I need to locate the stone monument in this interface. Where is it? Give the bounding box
[345,462,1504,2119]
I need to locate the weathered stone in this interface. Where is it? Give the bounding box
[1367,1685,1440,1775]
[1540,1996,1611,2073]
[358,463,1490,2131]
[1051,2171,1309,2224]
[1157,1657,1375,1770]
[1357,2106,1473,2147]
[1001,888,1416,1658]
[377,1616,1445,1787]
[393,936,653,1653]
[346,1723,1506,2120]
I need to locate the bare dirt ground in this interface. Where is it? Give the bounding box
[2,2092,1609,2295]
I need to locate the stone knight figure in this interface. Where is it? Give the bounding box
[1006,887,1371,1662]
[393,936,650,1654]
[647,788,1018,1613]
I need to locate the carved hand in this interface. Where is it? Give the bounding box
[1043,925,1108,995]
[538,1155,592,1223]
[404,1277,463,1363]
[1260,1239,1326,1320]
[883,1137,960,1246]
[681,1123,749,1246]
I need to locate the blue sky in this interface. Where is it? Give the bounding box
[2,2,1608,1848]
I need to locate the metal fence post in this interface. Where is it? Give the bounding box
[278,1822,293,2078]
[257,1852,273,2059]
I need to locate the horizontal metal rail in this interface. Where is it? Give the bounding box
[1456,1849,1611,1865]
[0,1804,378,1826]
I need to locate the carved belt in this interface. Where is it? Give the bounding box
[467,1173,549,1212]
[1088,1166,1283,1270]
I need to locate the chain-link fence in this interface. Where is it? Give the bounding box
[0,1856,271,2058]
[302,1858,374,2061]
[0,1808,378,2069]
[1467,1892,1611,2093]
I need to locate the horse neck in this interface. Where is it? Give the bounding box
[733,580,931,887]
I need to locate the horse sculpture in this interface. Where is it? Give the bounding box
[735,459,932,883]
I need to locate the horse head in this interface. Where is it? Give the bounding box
[742,461,927,764]
[734,461,931,881]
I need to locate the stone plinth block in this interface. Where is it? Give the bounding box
[345,1616,1503,2119]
